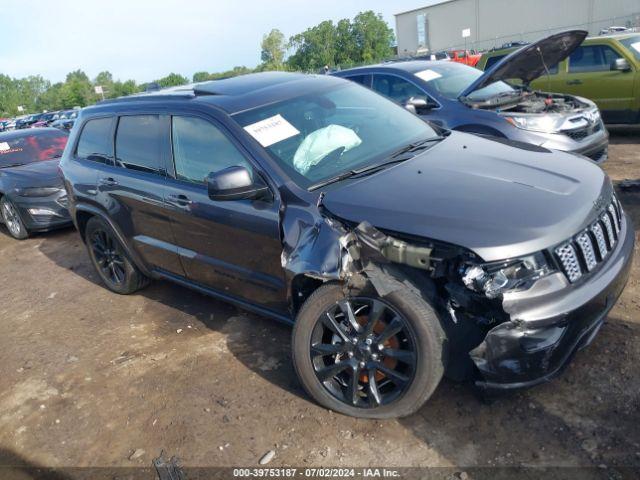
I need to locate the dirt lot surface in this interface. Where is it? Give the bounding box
[0,131,639,478]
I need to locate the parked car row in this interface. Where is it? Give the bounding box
[0,109,78,133]
[334,31,609,162]
[0,30,634,419]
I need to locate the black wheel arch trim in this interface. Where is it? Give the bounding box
[73,203,153,277]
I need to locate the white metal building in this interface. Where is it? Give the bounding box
[395,0,640,55]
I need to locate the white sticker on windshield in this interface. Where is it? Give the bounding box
[0,142,10,152]
[244,114,300,147]
[414,69,442,82]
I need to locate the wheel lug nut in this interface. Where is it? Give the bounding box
[371,353,378,361]
[348,351,353,358]
[351,338,357,344]
[359,361,365,368]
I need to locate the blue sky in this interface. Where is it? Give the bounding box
[0,0,434,83]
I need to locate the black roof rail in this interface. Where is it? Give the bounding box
[96,92,195,105]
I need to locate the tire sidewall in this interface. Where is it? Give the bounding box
[1,197,28,240]
[292,283,445,419]
[84,217,140,294]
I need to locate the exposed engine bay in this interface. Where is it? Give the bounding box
[466,89,590,114]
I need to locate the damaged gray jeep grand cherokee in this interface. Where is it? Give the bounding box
[60,72,634,418]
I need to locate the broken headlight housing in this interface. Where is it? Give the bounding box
[461,252,553,298]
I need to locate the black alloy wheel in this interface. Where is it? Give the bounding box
[293,282,445,418]
[84,216,149,295]
[310,297,417,408]
[90,228,127,286]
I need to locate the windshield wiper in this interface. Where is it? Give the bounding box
[308,136,444,191]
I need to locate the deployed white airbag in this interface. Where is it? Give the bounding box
[293,124,362,175]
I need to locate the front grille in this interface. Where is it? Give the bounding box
[554,194,623,283]
[563,121,602,141]
[585,147,607,163]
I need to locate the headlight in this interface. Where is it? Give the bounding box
[503,114,565,133]
[503,107,601,134]
[15,186,62,197]
[461,252,553,298]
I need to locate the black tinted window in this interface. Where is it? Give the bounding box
[115,115,163,174]
[371,75,427,103]
[171,116,251,184]
[345,75,370,87]
[569,45,622,72]
[76,118,113,162]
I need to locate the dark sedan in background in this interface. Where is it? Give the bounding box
[0,128,71,239]
[333,30,609,163]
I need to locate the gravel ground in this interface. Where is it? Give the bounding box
[0,130,638,478]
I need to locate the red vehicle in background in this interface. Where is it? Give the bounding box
[448,49,482,67]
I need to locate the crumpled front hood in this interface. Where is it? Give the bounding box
[460,30,587,97]
[0,159,63,188]
[322,132,609,261]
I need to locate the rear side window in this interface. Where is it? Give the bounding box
[76,118,113,162]
[345,75,371,87]
[371,74,427,104]
[115,115,163,174]
[569,45,622,72]
[0,130,68,168]
[171,116,251,184]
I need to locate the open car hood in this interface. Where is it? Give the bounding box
[459,30,587,98]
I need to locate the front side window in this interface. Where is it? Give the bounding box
[569,45,622,72]
[115,115,163,174]
[76,117,113,163]
[233,83,436,189]
[371,75,427,104]
[619,35,640,61]
[0,130,68,168]
[171,116,251,184]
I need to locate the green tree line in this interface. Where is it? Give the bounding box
[0,10,394,117]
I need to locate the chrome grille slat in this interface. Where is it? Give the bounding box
[609,204,620,233]
[591,222,608,259]
[576,232,597,271]
[554,197,622,283]
[555,243,582,282]
[602,212,615,246]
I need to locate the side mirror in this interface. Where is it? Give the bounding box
[404,97,436,114]
[611,58,631,72]
[206,166,270,201]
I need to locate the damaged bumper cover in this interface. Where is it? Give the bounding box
[471,213,634,390]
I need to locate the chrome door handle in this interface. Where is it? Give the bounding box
[98,177,118,187]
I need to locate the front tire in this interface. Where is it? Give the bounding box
[85,216,149,294]
[292,283,446,418]
[1,197,29,240]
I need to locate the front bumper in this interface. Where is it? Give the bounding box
[470,212,634,390]
[510,121,609,164]
[11,192,72,232]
